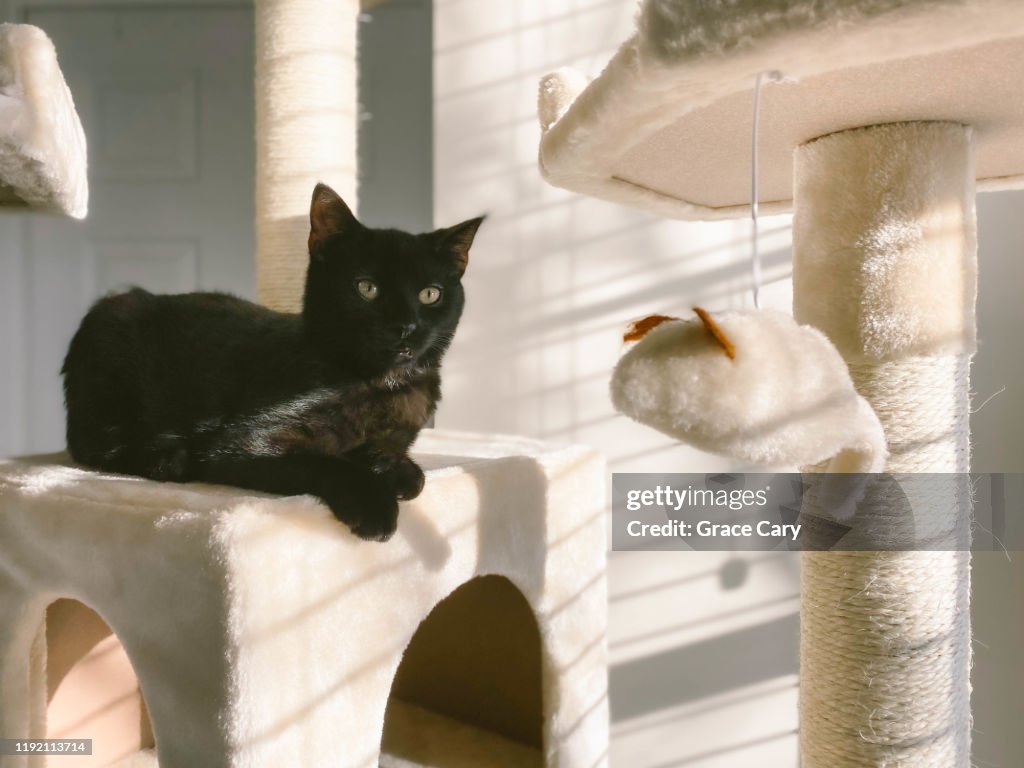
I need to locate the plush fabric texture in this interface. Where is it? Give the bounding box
[107,751,157,768]
[96,708,543,768]
[0,430,608,768]
[610,310,887,473]
[794,122,977,362]
[537,0,1024,220]
[0,24,87,218]
[537,69,588,134]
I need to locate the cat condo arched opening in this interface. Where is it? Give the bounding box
[381,575,544,766]
[42,600,155,768]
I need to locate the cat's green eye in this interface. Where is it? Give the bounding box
[356,279,378,301]
[419,285,442,305]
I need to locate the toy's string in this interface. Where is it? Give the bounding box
[750,71,782,310]
[750,72,765,309]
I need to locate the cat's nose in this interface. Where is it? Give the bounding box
[398,323,417,340]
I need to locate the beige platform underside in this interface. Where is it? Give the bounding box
[539,0,1024,220]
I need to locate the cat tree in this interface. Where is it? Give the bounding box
[539,0,1024,765]
[0,11,610,768]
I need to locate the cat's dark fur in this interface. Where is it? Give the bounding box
[62,183,484,541]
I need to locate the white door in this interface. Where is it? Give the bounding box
[0,5,255,454]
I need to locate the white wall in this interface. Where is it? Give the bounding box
[974,191,1024,473]
[432,2,1024,766]
[970,192,1024,768]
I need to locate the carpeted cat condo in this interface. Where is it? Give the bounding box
[539,0,1024,765]
[0,431,608,768]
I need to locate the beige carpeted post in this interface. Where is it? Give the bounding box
[794,122,975,767]
[254,0,359,312]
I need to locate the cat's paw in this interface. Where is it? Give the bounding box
[387,456,426,501]
[324,480,400,542]
[132,431,192,481]
[370,454,425,501]
[349,506,399,542]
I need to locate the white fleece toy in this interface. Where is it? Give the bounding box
[611,309,887,473]
[0,23,87,218]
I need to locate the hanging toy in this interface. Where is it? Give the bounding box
[610,71,886,478]
[610,307,886,474]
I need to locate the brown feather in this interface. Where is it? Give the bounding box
[623,314,679,342]
[692,306,736,359]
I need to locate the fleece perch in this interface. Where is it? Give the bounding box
[0,431,609,768]
[538,0,1024,220]
[537,0,1024,764]
[0,23,87,218]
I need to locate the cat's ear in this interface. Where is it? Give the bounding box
[434,215,485,276]
[309,183,360,257]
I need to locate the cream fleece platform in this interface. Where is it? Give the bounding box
[539,0,1024,220]
[0,23,87,218]
[0,430,608,768]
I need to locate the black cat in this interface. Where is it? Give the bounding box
[62,183,484,541]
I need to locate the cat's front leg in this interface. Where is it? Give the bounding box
[195,453,400,541]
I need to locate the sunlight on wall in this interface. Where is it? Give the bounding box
[433,1,800,765]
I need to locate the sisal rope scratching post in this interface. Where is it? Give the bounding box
[794,122,974,766]
[255,0,358,312]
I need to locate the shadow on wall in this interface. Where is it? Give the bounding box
[610,613,798,723]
